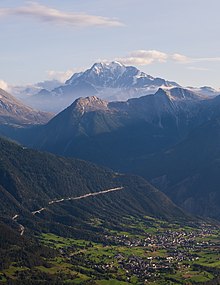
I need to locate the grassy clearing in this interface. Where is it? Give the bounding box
[2,265,29,280]
[36,259,74,275]
[166,269,214,284]
[40,233,92,249]
[0,273,7,283]
[96,280,129,285]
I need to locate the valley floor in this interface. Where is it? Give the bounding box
[1,216,220,285]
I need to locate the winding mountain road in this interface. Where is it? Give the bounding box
[12,214,25,236]
[33,186,124,215]
[12,186,124,235]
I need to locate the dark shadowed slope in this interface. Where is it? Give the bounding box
[0,136,188,239]
[140,116,220,220]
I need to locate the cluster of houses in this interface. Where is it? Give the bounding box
[66,224,218,283]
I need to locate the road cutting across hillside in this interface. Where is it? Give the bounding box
[33,186,124,214]
[13,186,124,235]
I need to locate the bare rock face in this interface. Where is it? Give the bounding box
[73,96,109,114]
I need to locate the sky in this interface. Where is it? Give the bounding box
[0,0,220,89]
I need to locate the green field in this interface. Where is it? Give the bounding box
[1,217,220,285]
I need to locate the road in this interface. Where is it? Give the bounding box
[12,214,19,220]
[12,214,25,236]
[19,224,25,236]
[13,186,124,235]
[32,207,46,215]
[33,186,124,215]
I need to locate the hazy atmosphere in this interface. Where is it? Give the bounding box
[1,0,220,89]
[1,2,220,284]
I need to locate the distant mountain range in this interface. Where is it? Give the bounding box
[1,62,220,220]
[23,87,206,155]
[9,61,219,113]
[3,86,218,220]
[11,79,62,99]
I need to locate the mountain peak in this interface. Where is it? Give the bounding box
[73,96,109,113]
[30,63,180,113]
[91,61,125,69]
[66,62,179,91]
[155,87,202,101]
[89,61,126,77]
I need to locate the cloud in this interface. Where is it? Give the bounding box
[187,66,210,71]
[116,50,168,65]
[47,69,77,83]
[0,80,10,92]
[114,50,220,66]
[0,2,124,27]
[171,53,190,63]
[115,50,191,66]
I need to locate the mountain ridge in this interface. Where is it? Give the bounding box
[1,85,220,220]
[0,88,52,125]
[24,87,204,151]
[8,62,219,114]
[12,62,181,112]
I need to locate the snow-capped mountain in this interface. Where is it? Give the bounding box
[16,62,180,113]
[10,62,219,113]
[66,61,178,88]
[55,61,180,101]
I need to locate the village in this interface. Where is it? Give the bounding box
[61,224,219,283]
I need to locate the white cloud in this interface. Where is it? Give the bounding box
[171,53,190,63]
[115,50,191,66]
[114,50,220,66]
[0,2,124,27]
[47,69,77,83]
[0,80,10,92]
[187,66,210,71]
[116,50,168,66]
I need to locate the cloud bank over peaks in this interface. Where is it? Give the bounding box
[114,50,220,68]
[116,50,168,65]
[0,2,124,28]
[115,50,190,66]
